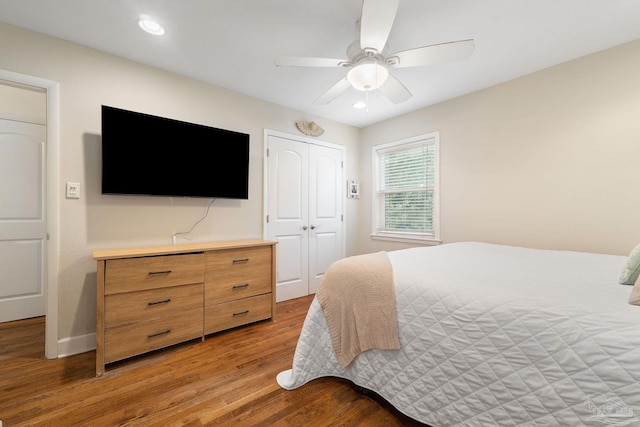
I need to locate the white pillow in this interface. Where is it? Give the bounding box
[629,275,640,305]
[620,243,640,285]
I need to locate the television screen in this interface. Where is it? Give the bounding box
[101,105,249,199]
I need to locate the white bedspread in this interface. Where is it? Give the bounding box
[277,242,640,426]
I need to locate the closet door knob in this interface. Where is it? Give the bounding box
[310,225,317,230]
[301,225,308,230]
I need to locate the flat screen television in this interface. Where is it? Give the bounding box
[101,105,250,199]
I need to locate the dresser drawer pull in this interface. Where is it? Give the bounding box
[148,270,172,275]
[148,298,171,306]
[233,310,250,316]
[232,258,250,264]
[232,283,250,290]
[148,329,171,338]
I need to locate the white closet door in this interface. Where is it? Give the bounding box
[0,118,46,322]
[266,135,310,302]
[307,144,344,294]
[265,133,344,302]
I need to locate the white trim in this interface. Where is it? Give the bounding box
[57,333,96,358]
[263,128,345,152]
[371,233,441,245]
[0,69,60,359]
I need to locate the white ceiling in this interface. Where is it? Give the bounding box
[1,0,639,128]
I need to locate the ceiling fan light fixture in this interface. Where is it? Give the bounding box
[347,62,389,91]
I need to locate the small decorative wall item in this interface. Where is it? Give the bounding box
[348,180,359,198]
[295,120,324,137]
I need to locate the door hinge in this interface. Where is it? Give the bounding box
[266,148,269,157]
[266,214,269,223]
[341,214,343,222]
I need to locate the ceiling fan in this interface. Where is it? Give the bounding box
[274,0,475,105]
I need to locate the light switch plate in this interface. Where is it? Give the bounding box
[66,182,80,199]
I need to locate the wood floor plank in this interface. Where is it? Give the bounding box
[0,295,426,426]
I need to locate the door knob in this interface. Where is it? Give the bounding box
[310,225,317,230]
[301,225,308,230]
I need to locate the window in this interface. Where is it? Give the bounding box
[372,132,440,244]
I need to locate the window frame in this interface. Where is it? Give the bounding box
[371,131,441,245]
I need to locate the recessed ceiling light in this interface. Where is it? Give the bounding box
[137,16,165,35]
[353,101,367,109]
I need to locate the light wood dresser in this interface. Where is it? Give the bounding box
[93,239,276,376]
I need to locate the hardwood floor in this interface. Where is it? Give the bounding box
[0,295,426,426]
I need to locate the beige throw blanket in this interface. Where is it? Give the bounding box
[316,251,400,367]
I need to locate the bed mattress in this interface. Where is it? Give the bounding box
[277,242,640,426]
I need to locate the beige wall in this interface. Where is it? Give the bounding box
[0,23,360,342]
[359,39,640,256]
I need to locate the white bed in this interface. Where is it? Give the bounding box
[277,242,640,426]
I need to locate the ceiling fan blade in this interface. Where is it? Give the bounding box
[378,74,412,104]
[386,39,475,68]
[314,77,352,105]
[274,56,349,68]
[360,0,399,54]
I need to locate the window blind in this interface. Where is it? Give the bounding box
[375,138,437,239]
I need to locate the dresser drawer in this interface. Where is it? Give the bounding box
[105,284,203,328]
[205,247,271,305]
[104,309,203,364]
[105,253,205,294]
[205,293,272,335]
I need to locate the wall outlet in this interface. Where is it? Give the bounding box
[66,182,80,199]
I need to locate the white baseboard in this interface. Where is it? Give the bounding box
[57,332,96,358]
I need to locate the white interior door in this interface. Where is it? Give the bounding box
[308,144,344,294]
[0,117,46,323]
[266,135,310,302]
[265,132,344,302]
